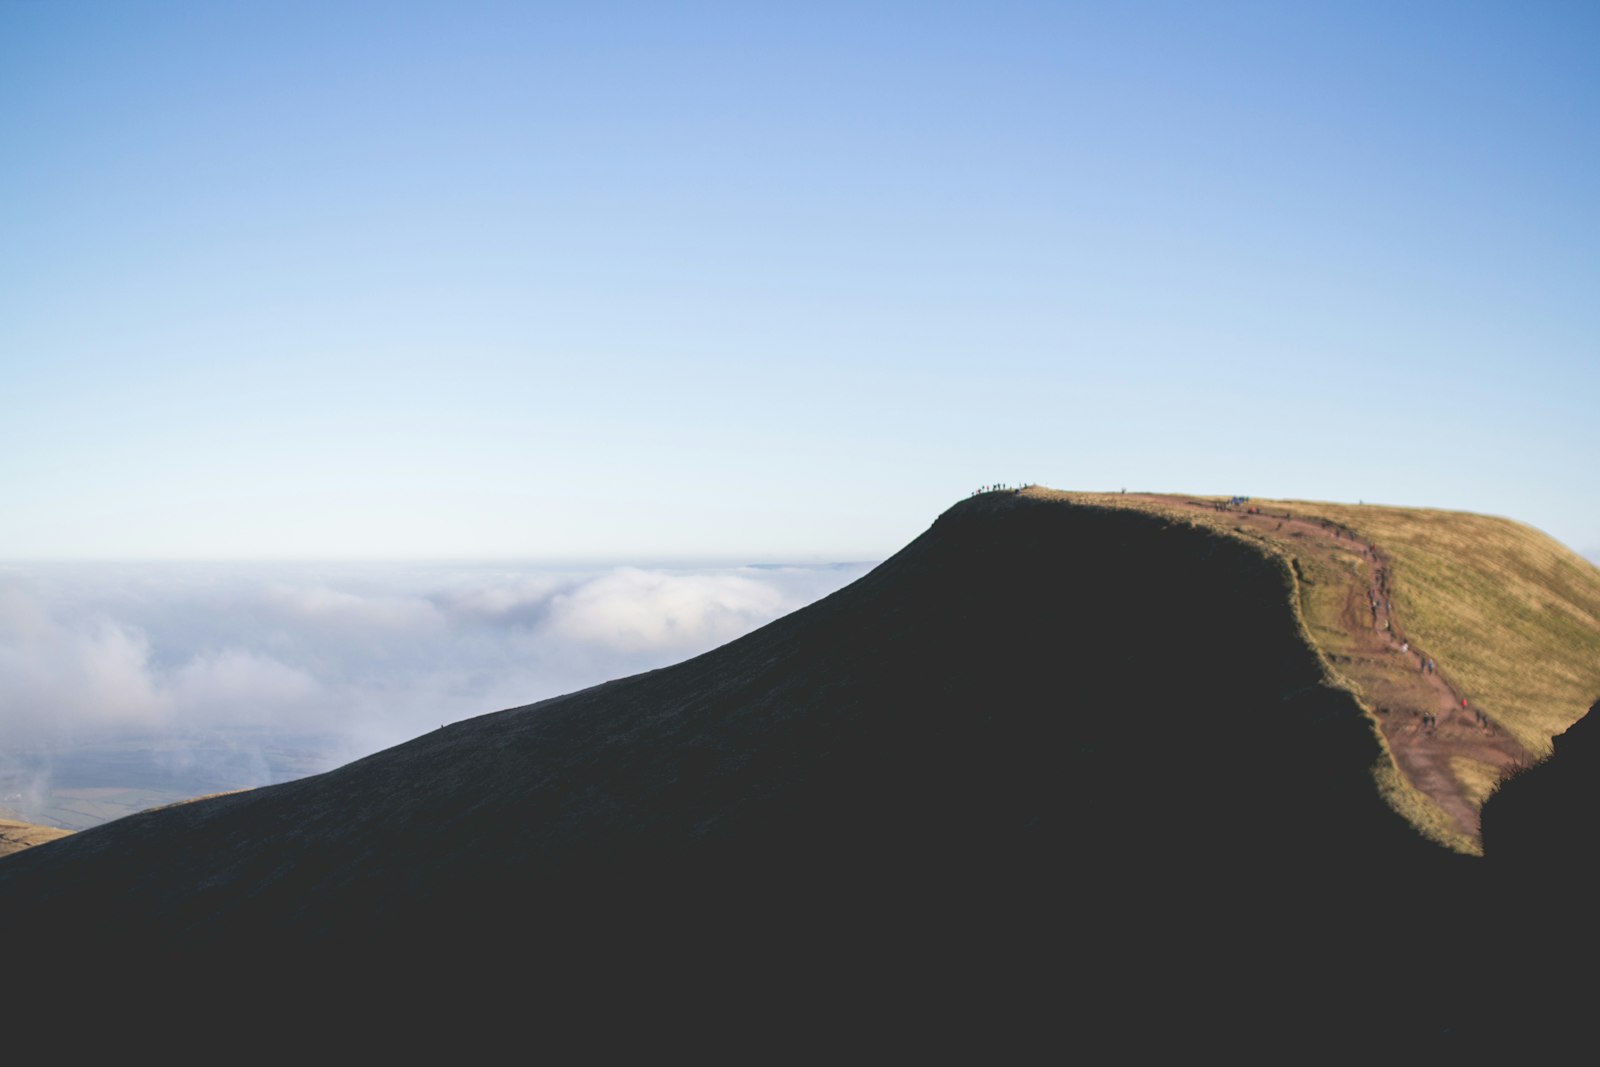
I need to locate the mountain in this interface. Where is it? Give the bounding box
[4,489,1597,1051]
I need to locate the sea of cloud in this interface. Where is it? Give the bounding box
[0,559,875,827]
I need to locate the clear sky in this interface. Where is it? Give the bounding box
[4,1,1598,561]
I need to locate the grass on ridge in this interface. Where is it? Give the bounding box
[1020,487,1600,853]
[0,819,71,859]
[1288,501,1600,758]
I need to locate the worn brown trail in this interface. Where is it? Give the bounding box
[1086,491,1534,847]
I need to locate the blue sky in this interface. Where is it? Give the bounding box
[4,1,1598,560]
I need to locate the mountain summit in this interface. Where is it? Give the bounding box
[5,488,1598,1050]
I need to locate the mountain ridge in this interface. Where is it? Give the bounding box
[4,491,1438,929]
[4,488,1597,1050]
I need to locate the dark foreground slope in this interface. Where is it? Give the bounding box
[1482,699,1600,874]
[0,493,1481,1044]
[1476,703,1600,1043]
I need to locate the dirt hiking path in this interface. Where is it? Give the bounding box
[1053,489,1535,849]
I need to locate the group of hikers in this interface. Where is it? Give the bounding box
[1316,517,1365,546]
[1427,700,1489,732]
[969,483,1032,496]
[1369,562,1491,736]
[1213,496,1296,522]
[1344,521,1491,739]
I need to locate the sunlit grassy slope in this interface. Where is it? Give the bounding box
[0,819,71,858]
[1293,501,1600,757]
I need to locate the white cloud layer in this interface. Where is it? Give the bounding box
[545,568,790,654]
[0,560,873,824]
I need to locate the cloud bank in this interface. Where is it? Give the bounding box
[0,560,874,826]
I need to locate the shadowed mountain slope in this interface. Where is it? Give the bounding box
[1482,699,1600,877]
[1471,702,1600,1045]
[0,491,1500,1047]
